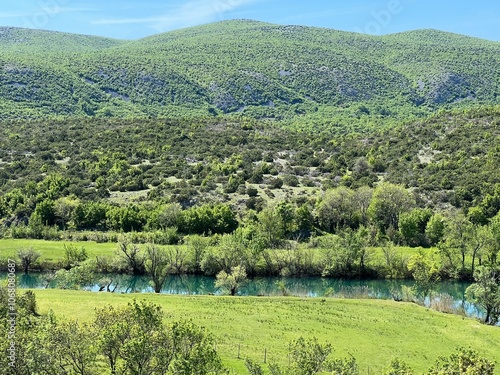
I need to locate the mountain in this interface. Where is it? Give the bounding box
[1,20,500,126]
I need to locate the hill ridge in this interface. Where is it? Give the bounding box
[1,20,499,124]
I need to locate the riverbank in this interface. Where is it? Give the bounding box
[32,289,500,374]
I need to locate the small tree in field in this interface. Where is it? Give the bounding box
[383,358,414,375]
[215,265,247,296]
[427,347,495,375]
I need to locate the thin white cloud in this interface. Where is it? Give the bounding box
[93,16,164,26]
[0,11,36,19]
[92,0,260,31]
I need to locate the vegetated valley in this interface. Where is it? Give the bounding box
[1,20,500,374]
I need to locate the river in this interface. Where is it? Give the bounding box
[3,272,485,320]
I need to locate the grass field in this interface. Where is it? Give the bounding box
[0,238,429,265]
[33,290,500,374]
[0,239,117,262]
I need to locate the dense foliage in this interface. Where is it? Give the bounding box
[0,108,500,282]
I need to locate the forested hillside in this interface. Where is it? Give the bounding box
[1,107,499,264]
[1,20,500,124]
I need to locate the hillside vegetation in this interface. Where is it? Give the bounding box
[1,20,500,124]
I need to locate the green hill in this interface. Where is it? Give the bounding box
[1,20,500,125]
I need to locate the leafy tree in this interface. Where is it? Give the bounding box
[93,300,225,375]
[408,250,440,300]
[326,355,359,375]
[55,259,96,289]
[49,319,98,375]
[354,186,373,226]
[106,204,144,232]
[399,208,432,247]
[73,201,108,229]
[383,358,414,375]
[275,201,297,237]
[63,243,88,269]
[17,247,41,273]
[425,213,446,246]
[201,230,250,275]
[33,199,56,226]
[289,336,332,375]
[54,196,80,229]
[146,203,183,230]
[317,187,358,232]
[182,204,238,235]
[487,212,500,264]
[465,266,500,325]
[245,358,264,375]
[427,347,495,375]
[144,244,169,293]
[440,212,472,274]
[215,265,248,296]
[368,183,415,232]
[257,206,286,248]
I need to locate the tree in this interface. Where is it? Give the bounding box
[17,247,41,273]
[317,187,358,232]
[73,201,108,229]
[408,250,440,300]
[425,213,446,246]
[116,240,145,275]
[63,243,88,269]
[466,266,500,325]
[326,355,359,375]
[33,199,56,226]
[144,244,169,293]
[257,206,286,248]
[427,347,495,375]
[93,300,225,375]
[106,204,144,232]
[201,231,250,275]
[215,265,247,296]
[146,203,183,230]
[246,358,264,375]
[50,320,98,375]
[440,212,472,274]
[399,208,432,247]
[54,196,79,229]
[354,186,373,226]
[289,336,332,375]
[383,358,414,375]
[487,212,500,264]
[368,183,415,231]
[55,260,96,290]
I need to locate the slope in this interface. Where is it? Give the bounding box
[1,20,500,125]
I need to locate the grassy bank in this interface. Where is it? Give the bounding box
[0,239,117,262]
[0,238,430,275]
[33,290,500,374]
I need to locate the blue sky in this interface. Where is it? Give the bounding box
[1,0,499,41]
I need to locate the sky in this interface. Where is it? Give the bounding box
[0,0,499,41]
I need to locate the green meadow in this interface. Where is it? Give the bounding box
[33,290,500,374]
[0,238,429,270]
[0,239,116,262]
